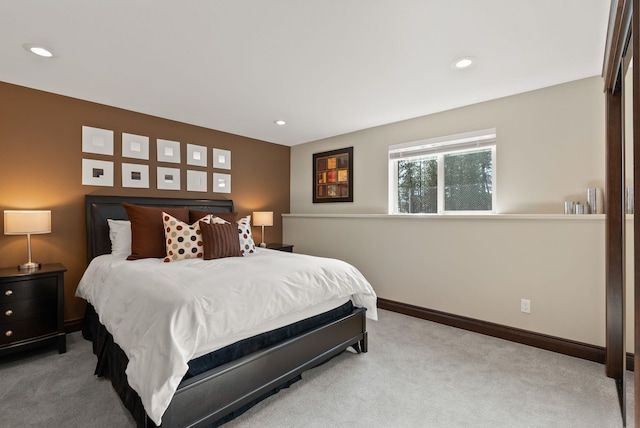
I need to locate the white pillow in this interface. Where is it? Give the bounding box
[107,219,131,259]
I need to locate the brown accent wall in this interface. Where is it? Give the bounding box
[0,82,290,324]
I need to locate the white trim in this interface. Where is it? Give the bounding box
[283,213,610,221]
[437,153,445,213]
[388,159,396,214]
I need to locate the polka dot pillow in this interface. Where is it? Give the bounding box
[212,214,256,256]
[162,212,210,262]
[237,215,256,256]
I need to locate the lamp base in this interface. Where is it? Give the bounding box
[18,262,41,271]
[259,242,267,248]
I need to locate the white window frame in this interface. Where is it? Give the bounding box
[389,129,497,214]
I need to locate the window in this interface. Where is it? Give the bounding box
[389,129,496,214]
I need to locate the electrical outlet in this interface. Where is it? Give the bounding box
[520,298,531,314]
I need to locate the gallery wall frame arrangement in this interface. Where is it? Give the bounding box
[312,146,353,203]
[81,125,232,193]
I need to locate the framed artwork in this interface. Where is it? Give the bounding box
[157,139,181,163]
[187,170,207,192]
[213,148,231,170]
[313,147,353,203]
[122,163,149,188]
[213,172,231,194]
[157,167,181,190]
[122,133,149,160]
[82,159,114,187]
[187,144,207,167]
[82,126,114,155]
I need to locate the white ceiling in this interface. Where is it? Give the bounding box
[0,0,611,146]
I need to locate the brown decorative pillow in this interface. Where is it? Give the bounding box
[189,209,238,224]
[200,221,242,260]
[211,215,256,256]
[123,203,189,260]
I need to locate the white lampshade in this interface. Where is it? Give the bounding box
[253,211,273,227]
[4,210,51,270]
[4,210,51,235]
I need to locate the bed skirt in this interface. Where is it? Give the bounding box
[82,301,355,427]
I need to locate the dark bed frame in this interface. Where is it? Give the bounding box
[84,195,368,428]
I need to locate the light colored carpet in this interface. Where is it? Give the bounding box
[0,309,633,427]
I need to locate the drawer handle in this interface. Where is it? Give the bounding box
[5,309,13,317]
[5,330,12,337]
[4,290,12,296]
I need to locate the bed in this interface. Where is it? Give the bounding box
[78,195,376,427]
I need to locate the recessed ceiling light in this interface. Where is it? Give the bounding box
[23,44,54,58]
[452,57,474,69]
[274,120,286,126]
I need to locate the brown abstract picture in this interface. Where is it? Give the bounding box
[313,147,353,203]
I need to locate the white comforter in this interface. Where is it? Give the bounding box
[76,249,377,425]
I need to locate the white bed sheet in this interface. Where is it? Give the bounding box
[76,249,377,425]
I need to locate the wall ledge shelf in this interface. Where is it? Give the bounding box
[283,213,619,221]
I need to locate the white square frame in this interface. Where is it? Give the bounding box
[213,172,231,194]
[122,133,150,160]
[122,163,149,188]
[82,126,114,155]
[187,144,207,167]
[187,170,207,192]
[82,159,114,187]
[213,148,231,170]
[157,139,181,163]
[157,167,181,190]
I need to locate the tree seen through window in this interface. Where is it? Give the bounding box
[396,148,492,213]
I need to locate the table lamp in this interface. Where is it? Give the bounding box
[4,210,51,270]
[252,211,273,248]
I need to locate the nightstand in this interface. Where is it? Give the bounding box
[265,243,294,253]
[0,263,66,357]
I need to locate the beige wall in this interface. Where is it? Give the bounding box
[0,82,290,324]
[285,215,607,346]
[285,76,624,349]
[290,76,604,214]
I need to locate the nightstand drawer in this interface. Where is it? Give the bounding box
[0,277,57,303]
[1,318,56,345]
[0,298,57,325]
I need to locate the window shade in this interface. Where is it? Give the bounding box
[389,128,496,160]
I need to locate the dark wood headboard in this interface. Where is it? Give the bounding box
[85,195,234,262]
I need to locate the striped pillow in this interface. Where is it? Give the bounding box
[211,215,257,256]
[200,221,242,260]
